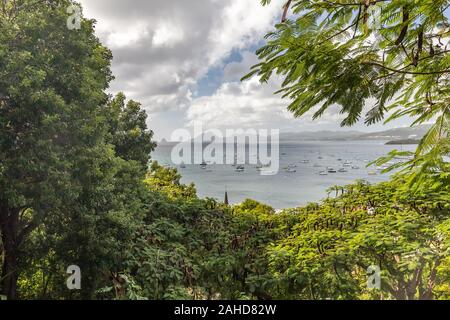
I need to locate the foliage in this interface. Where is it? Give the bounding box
[105,92,156,169]
[0,1,156,299]
[0,0,113,299]
[268,178,449,299]
[1,0,448,301]
[106,165,450,300]
[246,0,450,183]
[145,161,197,199]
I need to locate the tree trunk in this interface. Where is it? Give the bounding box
[420,260,441,300]
[0,206,19,300]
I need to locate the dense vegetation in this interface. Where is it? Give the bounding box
[0,0,449,300]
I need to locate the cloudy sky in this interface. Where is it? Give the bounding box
[79,0,408,140]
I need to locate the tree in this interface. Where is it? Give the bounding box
[145,161,197,199]
[267,178,450,299]
[0,0,113,299]
[105,93,156,169]
[245,0,449,181]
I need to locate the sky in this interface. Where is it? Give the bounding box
[79,0,412,141]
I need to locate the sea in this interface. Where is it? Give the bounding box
[151,140,416,209]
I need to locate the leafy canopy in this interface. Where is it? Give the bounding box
[245,0,450,179]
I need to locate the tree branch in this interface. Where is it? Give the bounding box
[281,0,292,22]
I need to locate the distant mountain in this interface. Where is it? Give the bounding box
[357,125,431,140]
[280,130,362,141]
[158,125,431,144]
[280,125,431,142]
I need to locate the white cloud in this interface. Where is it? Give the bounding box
[187,74,345,131]
[207,0,283,65]
[79,0,285,114]
[78,0,408,139]
[152,24,184,48]
[106,22,149,48]
[223,51,259,82]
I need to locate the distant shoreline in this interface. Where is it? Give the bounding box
[385,139,420,145]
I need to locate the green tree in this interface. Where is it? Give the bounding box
[268,178,450,299]
[245,0,449,181]
[105,92,156,169]
[0,0,141,299]
[145,161,197,199]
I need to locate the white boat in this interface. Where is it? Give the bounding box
[260,169,277,175]
[319,171,328,175]
[343,161,352,167]
[300,160,309,164]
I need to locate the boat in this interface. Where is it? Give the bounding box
[327,167,337,173]
[300,160,309,164]
[260,169,277,175]
[319,171,328,175]
[285,168,296,173]
[200,161,207,169]
[180,162,186,169]
[343,161,352,167]
[235,165,244,172]
[338,168,348,173]
[368,170,377,175]
[351,166,360,169]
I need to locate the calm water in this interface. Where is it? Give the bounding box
[152,141,415,209]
